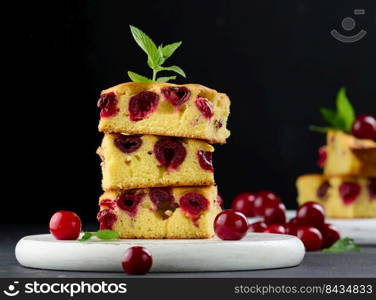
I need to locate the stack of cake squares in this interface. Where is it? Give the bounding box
[297,130,376,218]
[96,82,231,238]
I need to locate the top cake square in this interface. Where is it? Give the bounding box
[324,130,376,177]
[98,82,230,144]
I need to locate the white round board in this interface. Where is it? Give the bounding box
[15,233,305,273]
[249,210,376,245]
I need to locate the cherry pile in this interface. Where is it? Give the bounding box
[224,191,340,251]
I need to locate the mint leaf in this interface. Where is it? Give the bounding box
[128,25,186,82]
[311,87,356,134]
[79,232,93,241]
[95,229,120,240]
[157,76,177,82]
[309,125,332,133]
[128,71,153,83]
[129,25,161,68]
[319,107,338,127]
[79,230,120,241]
[159,42,182,63]
[161,65,186,78]
[322,237,360,253]
[336,87,355,132]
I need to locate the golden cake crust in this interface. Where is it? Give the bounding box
[296,173,376,218]
[98,133,215,190]
[324,130,376,177]
[98,82,231,144]
[97,185,221,239]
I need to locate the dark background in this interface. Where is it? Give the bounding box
[3,0,375,224]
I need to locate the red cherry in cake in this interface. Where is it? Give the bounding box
[150,188,174,207]
[195,97,214,119]
[216,193,224,208]
[296,201,325,227]
[352,114,376,140]
[339,182,361,205]
[368,178,376,199]
[114,134,142,154]
[122,246,153,275]
[316,181,330,199]
[116,192,144,217]
[97,209,117,230]
[197,150,214,172]
[215,120,223,129]
[263,224,286,234]
[161,86,191,107]
[263,202,286,225]
[253,190,281,216]
[248,221,267,233]
[49,211,81,240]
[150,188,177,218]
[297,226,323,251]
[319,223,340,248]
[214,209,248,240]
[231,192,256,217]
[97,92,119,118]
[154,138,187,170]
[129,91,159,121]
[179,192,209,217]
[317,146,327,168]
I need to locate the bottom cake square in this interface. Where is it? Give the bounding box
[296,174,376,218]
[97,185,222,238]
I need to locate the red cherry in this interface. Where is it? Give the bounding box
[339,182,361,205]
[352,114,376,140]
[248,221,267,233]
[296,201,325,228]
[49,211,81,240]
[317,181,330,199]
[253,191,281,216]
[263,202,286,225]
[264,224,286,234]
[285,224,298,236]
[216,193,224,209]
[288,217,300,225]
[195,97,214,119]
[122,246,153,275]
[317,146,327,168]
[214,209,248,240]
[286,217,300,235]
[319,223,341,248]
[297,226,323,251]
[231,192,256,217]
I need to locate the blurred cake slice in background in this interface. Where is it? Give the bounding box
[323,130,376,177]
[297,174,376,218]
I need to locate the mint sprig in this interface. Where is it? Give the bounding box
[310,87,355,133]
[128,25,186,83]
[79,229,120,241]
[322,237,360,253]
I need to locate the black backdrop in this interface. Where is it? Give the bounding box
[3,0,375,224]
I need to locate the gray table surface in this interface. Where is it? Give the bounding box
[1,224,375,278]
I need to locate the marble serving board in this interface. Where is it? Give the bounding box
[249,210,376,245]
[15,233,305,273]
